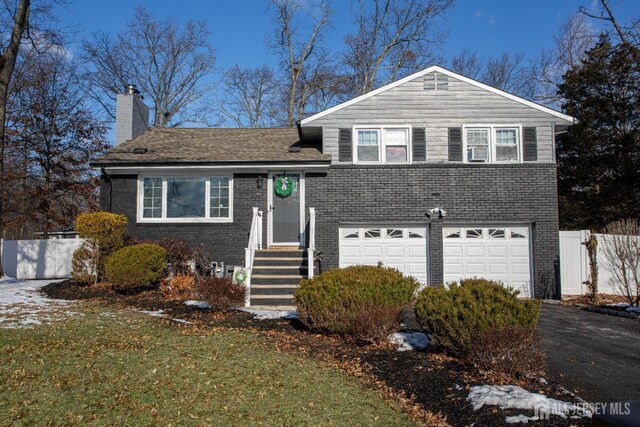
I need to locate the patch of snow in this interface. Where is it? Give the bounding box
[237,307,298,320]
[0,277,77,329]
[626,306,640,314]
[184,300,211,309]
[139,309,165,318]
[505,414,538,424]
[454,384,463,391]
[171,318,193,325]
[607,302,630,308]
[467,385,591,422]
[389,332,430,351]
[539,377,548,385]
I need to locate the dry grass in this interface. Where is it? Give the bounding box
[0,304,416,426]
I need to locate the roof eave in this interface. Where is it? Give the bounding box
[91,158,332,168]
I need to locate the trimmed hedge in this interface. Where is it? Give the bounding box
[415,278,540,354]
[294,266,419,342]
[105,244,167,293]
[194,276,245,312]
[72,212,128,284]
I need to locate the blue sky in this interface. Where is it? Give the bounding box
[57,0,637,72]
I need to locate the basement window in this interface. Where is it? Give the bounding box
[139,175,233,223]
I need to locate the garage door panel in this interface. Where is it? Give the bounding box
[407,245,426,257]
[340,245,362,258]
[444,246,463,257]
[339,226,428,284]
[362,246,383,257]
[465,246,486,258]
[510,246,530,257]
[487,263,508,274]
[487,246,508,258]
[445,262,463,275]
[465,263,487,275]
[511,262,530,275]
[443,226,532,298]
[385,245,406,257]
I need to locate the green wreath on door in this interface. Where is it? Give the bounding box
[274,176,294,197]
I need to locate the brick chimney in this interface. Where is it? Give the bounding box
[115,84,149,146]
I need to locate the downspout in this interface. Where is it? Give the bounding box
[100,167,112,212]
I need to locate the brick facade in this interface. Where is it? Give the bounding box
[305,163,560,298]
[102,163,560,298]
[101,173,269,271]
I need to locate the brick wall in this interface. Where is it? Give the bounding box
[101,173,268,268]
[102,163,560,298]
[305,163,560,298]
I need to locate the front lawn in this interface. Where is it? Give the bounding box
[0,304,415,426]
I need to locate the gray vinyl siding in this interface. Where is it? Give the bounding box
[308,74,563,163]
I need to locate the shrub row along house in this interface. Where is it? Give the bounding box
[91,66,574,306]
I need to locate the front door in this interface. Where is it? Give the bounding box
[270,172,302,245]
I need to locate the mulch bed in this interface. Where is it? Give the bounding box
[42,280,589,427]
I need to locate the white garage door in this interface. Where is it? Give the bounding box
[339,226,428,284]
[443,226,532,297]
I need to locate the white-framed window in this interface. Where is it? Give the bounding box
[353,126,411,164]
[464,125,522,163]
[356,129,380,162]
[138,174,233,223]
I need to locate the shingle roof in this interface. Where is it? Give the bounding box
[92,128,330,166]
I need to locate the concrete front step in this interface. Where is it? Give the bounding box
[250,296,295,306]
[253,268,307,277]
[251,277,303,286]
[251,287,298,296]
[251,247,306,306]
[252,284,299,289]
[255,250,306,258]
[249,305,296,311]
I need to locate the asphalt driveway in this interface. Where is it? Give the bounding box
[538,303,640,403]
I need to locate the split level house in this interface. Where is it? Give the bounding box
[91,66,574,306]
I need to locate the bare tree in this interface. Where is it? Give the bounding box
[270,0,330,127]
[0,0,61,274]
[580,0,639,47]
[533,14,596,106]
[448,49,483,80]
[601,219,640,306]
[82,7,216,127]
[448,50,536,99]
[481,52,535,99]
[344,0,453,96]
[4,49,108,238]
[217,65,281,128]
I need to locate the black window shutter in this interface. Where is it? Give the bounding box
[448,127,463,161]
[412,127,426,161]
[338,128,352,162]
[523,127,538,161]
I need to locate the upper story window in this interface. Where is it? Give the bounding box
[464,126,521,163]
[139,175,233,223]
[354,126,410,163]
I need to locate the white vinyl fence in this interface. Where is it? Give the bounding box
[559,231,640,296]
[2,238,83,279]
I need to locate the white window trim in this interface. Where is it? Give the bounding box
[462,124,523,164]
[137,172,233,223]
[352,125,413,164]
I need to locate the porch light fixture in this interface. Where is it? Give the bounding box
[426,207,447,219]
[256,176,265,189]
